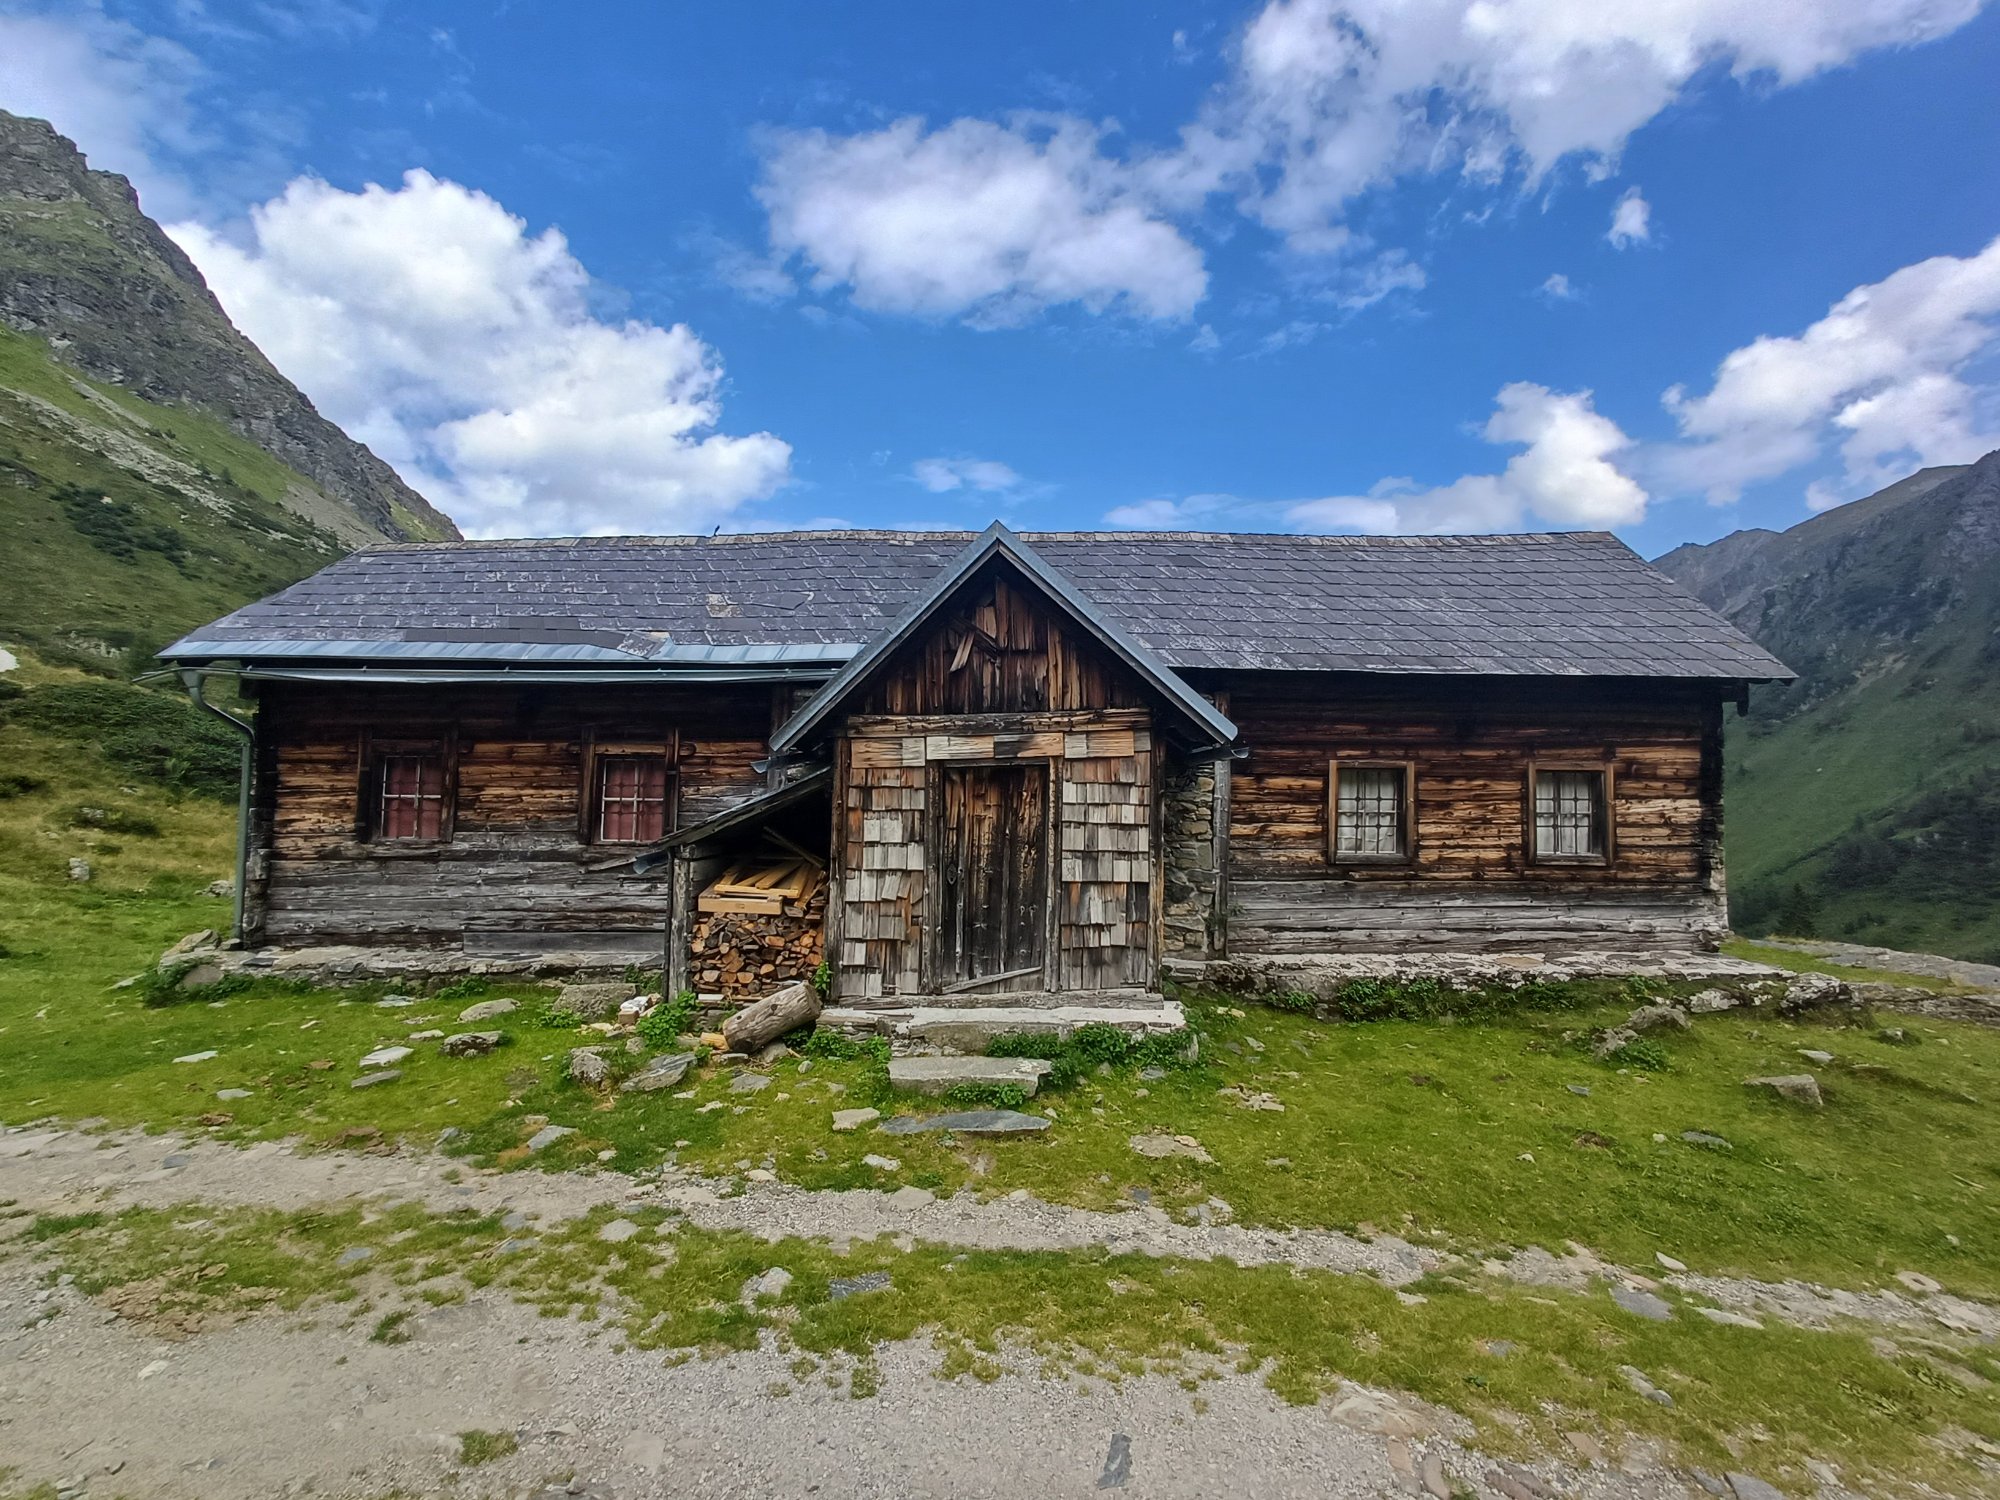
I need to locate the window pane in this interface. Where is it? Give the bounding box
[1336,766,1404,857]
[378,754,444,841]
[1535,770,1604,857]
[598,755,669,843]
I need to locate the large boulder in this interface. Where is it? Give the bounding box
[721,982,821,1054]
[620,1052,695,1093]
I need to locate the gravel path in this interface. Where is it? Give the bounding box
[3,1124,1994,1341]
[0,1125,1944,1499]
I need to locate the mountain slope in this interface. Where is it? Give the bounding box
[1656,452,2000,962]
[0,109,455,547]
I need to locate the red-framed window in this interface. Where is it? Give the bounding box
[377,753,448,841]
[596,754,671,843]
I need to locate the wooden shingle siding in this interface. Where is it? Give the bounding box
[1208,674,1728,953]
[247,682,769,953]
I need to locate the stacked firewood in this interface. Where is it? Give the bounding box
[690,851,827,1000]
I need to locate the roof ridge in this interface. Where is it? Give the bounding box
[355,528,1622,552]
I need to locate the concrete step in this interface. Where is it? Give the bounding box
[822,999,1187,1053]
[887,1056,1055,1096]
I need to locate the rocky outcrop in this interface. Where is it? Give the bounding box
[0,110,456,544]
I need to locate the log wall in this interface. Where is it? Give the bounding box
[1201,673,1728,954]
[245,681,771,956]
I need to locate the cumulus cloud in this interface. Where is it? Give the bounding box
[170,171,791,537]
[1656,234,2000,503]
[748,0,1979,321]
[911,456,1022,494]
[1538,272,1580,301]
[756,116,1207,325]
[1607,188,1652,248]
[1287,384,1647,534]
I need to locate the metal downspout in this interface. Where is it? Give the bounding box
[179,670,254,944]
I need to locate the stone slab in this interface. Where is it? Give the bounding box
[887,1056,1055,1096]
[878,1109,1052,1136]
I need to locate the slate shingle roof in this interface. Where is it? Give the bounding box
[160,529,1791,680]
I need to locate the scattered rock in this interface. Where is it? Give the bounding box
[67,857,91,882]
[1138,1066,1167,1082]
[1420,1452,1451,1500]
[1695,1307,1763,1329]
[740,1267,793,1303]
[829,1271,894,1300]
[878,1110,1051,1136]
[457,999,519,1023]
[375,995,415,1008]
[137,1359,169,1380]
[887,1056,1054,1096]
[162,930,216,961]
[358,1046,412,1069]
[177,963,226,990]
[1611,1284,1673,1322]
[215,1088,251,1101]
[1655,1252,1686,1273]
[1567,1083,1593,1096]
[1876,1026,1916,1046]
[205,878,233,898]
[350,1070,400,1089]
[1681,1130,1732,1149]
[1778,973,1852,1012]
[862,1153,900,1170]
[1895,1270,1943,1294]
[1217,1085,1284,1111]
[597,1218,639,1243]
[1129,1132,1212,1163]
[1099,1432,1133,1490]
[831,1107,881,1132]
[408,1029,444,1042]
[1327,1384,1433,1439]
[171,1050,218,1065]
[1725,1474,1784,1500]
[1686,988,1737,1014]
[526,1125,575,1152]
[730,1072,771,1094]
[1628,1003,1691,1034]
[1743,1073,1823,1107]
[1797,1048,1834,1065]
[753,1041,793,1066]
[885,1185,935,1212]
[568,1048,610,1087]
[553,982,632,1020]
[1618,1364,1673,1406]
[441,1032,503,1058]
[621,1053,695,1093]
[336,1246,373,1266]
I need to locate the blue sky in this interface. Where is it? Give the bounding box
[4,0,1999,556]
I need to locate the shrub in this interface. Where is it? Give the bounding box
[432,976,490,1003]
[1605,1036,1669,1071]
[0,772,43,798]
[531,1005,582,1031]
[137,961,247,1007]
[4,681,240,798]
[987,1025,1197,1091]
[941,1081,1030,1110]
[69,805,161,837]
[800,1029,890,1066]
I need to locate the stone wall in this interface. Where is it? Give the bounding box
[1160,755,1224,958]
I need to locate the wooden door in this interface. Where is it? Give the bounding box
[934,763,1048,990]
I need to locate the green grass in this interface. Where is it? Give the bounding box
[455,1430,518,1466]
[0,325,350,670]
[1722,937,1982,993]
[15,1199,2000,1493]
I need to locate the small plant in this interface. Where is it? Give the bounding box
[800,1029,890,1065]
[433,976,490,1003]
[636,990,698,1049]
[531,1005,583,1031]
[0,771,46,798]
[1606,1036,1669,1071]
[136,961,247,1007]
[456,1429,518,1466]
[1270,989,1318,1013]
[810,957,833,998]
[370,1309,414,1345]
[941,1081,1030,1110]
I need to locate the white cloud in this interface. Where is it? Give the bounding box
[1656,234,2000,502]
[756,116,1207,325]
[1288,383,1648,534]
[911,456,1022,494]
[0,5,206,218]
[747,0,1977,321]
[1103,493,1244,528]
[1607,187,1652,248]
[169,171,791,537]
[1538,272,1579,301]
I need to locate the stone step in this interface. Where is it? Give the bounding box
[822,999,1187,1053]
[887,1056,1056,1096]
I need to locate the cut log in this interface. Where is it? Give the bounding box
[722,981,821,1053]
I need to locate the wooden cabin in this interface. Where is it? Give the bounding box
[161,524,1790,999]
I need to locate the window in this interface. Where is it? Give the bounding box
[1532,766,1610,861]
[596,754,671,843]
[377,754,447,841]
[1330,761,1413,863]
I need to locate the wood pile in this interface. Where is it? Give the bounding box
[690,847,827,1000]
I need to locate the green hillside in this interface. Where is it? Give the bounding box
[0,325,347,672]
[1658,452,2000,962]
